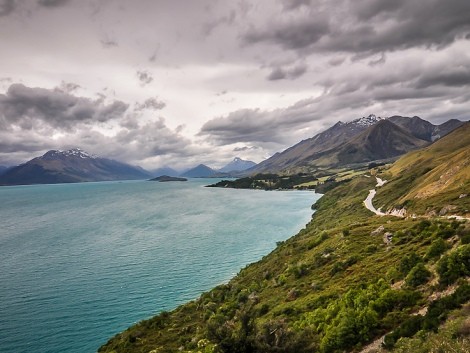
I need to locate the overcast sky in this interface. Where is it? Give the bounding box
[1,0,469,169]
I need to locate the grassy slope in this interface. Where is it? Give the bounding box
[99,126,470,353]
[374,122,470,216]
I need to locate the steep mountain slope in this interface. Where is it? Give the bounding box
[0,148,151,186]
[436,118,465,138]
[330,119,428,166]
[388,115,465,141]
[99,130,470,353]
[250,114,383,174]
[388,115,436,141]
[374,122,470,216]
[219,157,257,173]
[250,115,463,174]
[181,164,216,178]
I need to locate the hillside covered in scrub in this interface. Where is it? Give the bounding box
[99,124,470,353]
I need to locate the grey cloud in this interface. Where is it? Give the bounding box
[368,52,386,66]
[267,68,286,81]
[199,103,325,146]
[0,83,129,130]
[282,0,311,11]
[100,38,118,48]
[243,0,470,56]
[267,63,308,81]
[245,17,330,50]
[202,9,236,36]
[328,57,346,66]
[415,67,470,89]
[148,45,160,62]
[37,0,69,8]
[136,70,153,86]
[233,145,260,152]
[56,81,80,93]
[134,97,166,111]
[0,0,15,16]
[354,0,407,20]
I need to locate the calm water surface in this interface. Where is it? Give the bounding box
[0,179,320,353]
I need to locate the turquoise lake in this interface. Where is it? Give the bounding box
[0,179,321,353]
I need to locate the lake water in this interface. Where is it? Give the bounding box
[0,179,320,353]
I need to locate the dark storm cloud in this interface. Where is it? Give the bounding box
[0,0,15,16]
[415,67,470,89]
[134,97,166,111]
[199,103,325,145]
[243,0,470,55]
[136,70,153,86]
[244,17,330,50]
[0,83,129,129]
[37,0,69,8]
[267,63,307,81]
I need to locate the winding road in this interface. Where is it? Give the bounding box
[363,177,387,216]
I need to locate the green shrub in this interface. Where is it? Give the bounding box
[425,238,448,260]
[399,252,422,277]
[437,245,470,287]
[405,263,431,288]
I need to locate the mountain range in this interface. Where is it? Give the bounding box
[248,115,464,174]
[0,115,465,185]
[0,148,151,186]
[180,157,257,178]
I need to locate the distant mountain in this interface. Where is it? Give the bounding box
[151,167,179,177]
[0,148,151,186]
[0,166,11,176]
[219,157,257,173]
[249,115,463,174]
[180,164,216,178]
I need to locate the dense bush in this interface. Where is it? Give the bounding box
[437,244,470,286]
[399,252,422,277]
[405,263,431,288]
[294,280,419,353]
[383,283,470,349]
[425,238,448,260]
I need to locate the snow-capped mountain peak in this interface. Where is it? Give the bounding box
[219,157,257,173]
[351,114,383,127]
[41,148,97,160]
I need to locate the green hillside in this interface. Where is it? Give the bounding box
[374,122,470,217]
[99,125,470,353]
